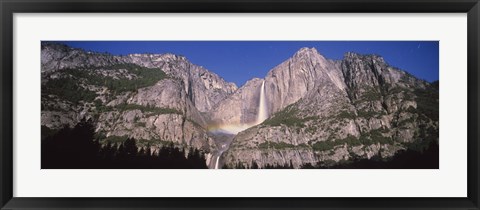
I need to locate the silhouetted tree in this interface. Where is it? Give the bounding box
[251,161,259,169]
[123,138,138,157]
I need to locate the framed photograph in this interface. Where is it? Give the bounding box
[1,0,479,209]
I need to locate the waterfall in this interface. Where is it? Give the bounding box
[215,156,220,169]
[256,80,268,124]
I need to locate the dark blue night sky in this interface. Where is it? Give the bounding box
[58,41,439,87]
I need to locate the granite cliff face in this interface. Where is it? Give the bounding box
[221,48,438,168]
[41,43,236,157]
[207,48,342,132]
[41,43,237,112]
[125,53,238,112]
[208,78,265,126]
[41,43,438,169]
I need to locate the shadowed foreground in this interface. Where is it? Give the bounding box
[41,119,208,169]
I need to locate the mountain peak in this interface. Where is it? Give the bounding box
[294,47,319,57]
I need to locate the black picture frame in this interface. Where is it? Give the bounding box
[1,0,479,209]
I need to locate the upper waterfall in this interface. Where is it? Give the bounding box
[256,80,268,124]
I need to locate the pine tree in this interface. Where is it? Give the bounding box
[123,137,138,157]
[251,161,259,169]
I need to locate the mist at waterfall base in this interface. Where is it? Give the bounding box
[209,81,268,135]
[210,81,268,169]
